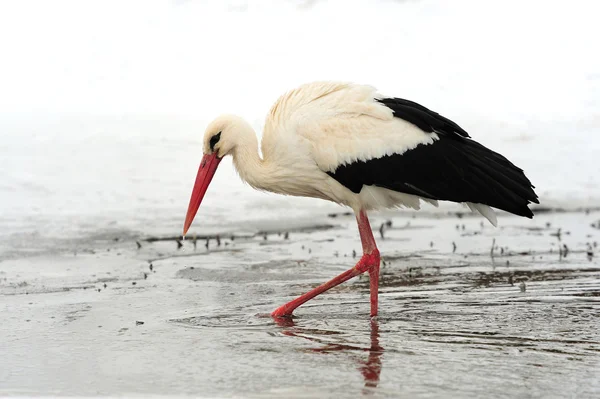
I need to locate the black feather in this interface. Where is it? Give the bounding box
[376,97,470,138]
[328,97,539,218]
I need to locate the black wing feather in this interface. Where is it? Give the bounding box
[376,97,471,138]
[328,97,539,218]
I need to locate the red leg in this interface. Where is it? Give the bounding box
[271,210,381,318]
[356,210,380,317]
[369,261,380,317]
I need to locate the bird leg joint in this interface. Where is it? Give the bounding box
[353,249,380,274]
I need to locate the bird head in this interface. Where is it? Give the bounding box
[182,115,249,236]
[201,114,244,158]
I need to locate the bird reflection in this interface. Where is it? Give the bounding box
[361,319,383,390]
[273,317,383,391]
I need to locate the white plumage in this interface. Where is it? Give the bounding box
[205,82,492,223]
[264,82,438,171]
[183,81,538,318]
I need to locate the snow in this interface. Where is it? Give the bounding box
[0,0,599,243]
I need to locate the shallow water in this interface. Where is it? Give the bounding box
[1,211,599,397]
[1,1,599,396]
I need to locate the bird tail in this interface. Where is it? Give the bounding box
[456,138,539,218]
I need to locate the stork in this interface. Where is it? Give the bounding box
[182,82,538,318]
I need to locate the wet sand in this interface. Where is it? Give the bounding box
[1,210,599,397]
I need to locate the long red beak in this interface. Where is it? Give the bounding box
[183,153,222,236]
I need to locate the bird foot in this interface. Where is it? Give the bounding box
[271,305,294,318]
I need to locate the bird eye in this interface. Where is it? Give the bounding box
[209,132,222,151]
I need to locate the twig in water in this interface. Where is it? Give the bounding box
[519,281,526,292]
[562,244,569,258]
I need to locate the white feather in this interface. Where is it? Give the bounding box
[202,81,499,223]
[466,202,498,226]
[263,81,438,172]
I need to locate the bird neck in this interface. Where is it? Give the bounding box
[231,122,268,190]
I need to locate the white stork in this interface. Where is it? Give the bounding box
[182,81,538,318]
